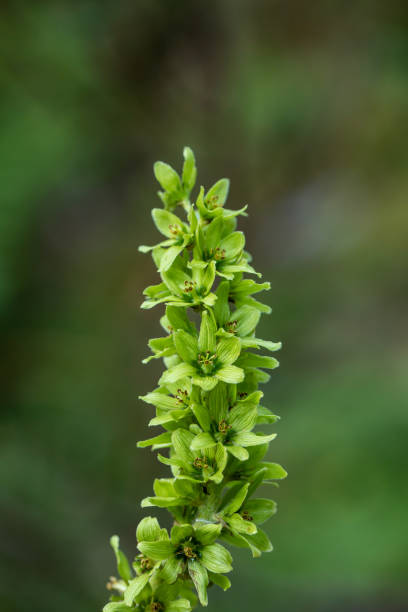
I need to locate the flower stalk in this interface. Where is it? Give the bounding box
[103,148,287,612]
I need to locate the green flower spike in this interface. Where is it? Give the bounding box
[102,148,287,611]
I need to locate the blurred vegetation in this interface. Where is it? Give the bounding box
[1,1,408,611]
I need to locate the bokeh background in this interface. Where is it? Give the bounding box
[2,1,408,611]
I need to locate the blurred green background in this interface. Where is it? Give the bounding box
[1,1,408,611]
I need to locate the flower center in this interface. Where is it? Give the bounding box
[149,602,164,612]
[225,320,237,334]
[183,545,197,559]
[168,224,182,237]
[241,511,253,521]
[218,419,232,435]
[193,456,209,470]
[140,555,154,571]
[183,280,195,294]
[175,388,189,405]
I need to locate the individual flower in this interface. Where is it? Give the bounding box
[137,520,232,607]
[158,428,227,485]
[188,383,278,461]
[195,183,248,220]
[159,311,244,391]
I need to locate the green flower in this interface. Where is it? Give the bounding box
[158,428,227,485]
[159,311,244,391]
[188,384,277,461]
[195,183,247,220]
[141,252,217,310]
[154,146,197,212]
[137,520,232,607]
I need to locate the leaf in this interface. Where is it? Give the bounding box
[200,543,233,573]
[190,432,217,451]
[205,178,230,207]
[221,483,249,515]
[194,523,223,545]
[213,281,230,326]
[159,363,197,385]
[173,330,199,364]
[230,305,261,338]
[139,392,180,411]
[138,539,175,561]
[216,337,241,366]
[110,535,132,582]
[159,244,186,272]
[227,445,249,461]
[103,604,131,612]
[160,556,183,584]
[232,432,277,447]
[154,161,181,193]
[166,306,196,335]
[152,208,184,238]
[182,146,196,193]
[124,573,150,606]
[170,524,194,544]
[172,428,195,463]
[227,513,257,535]
[260,462,288,480]
[207,382,228,423]
[137,432,172,448]
[243,498,277,524]
[208,571,231,591]
[141,496,190,508]
[136,516,163,542]
[228,403,257,433]
[191,403,211,432]
[188,560,209,607]
[198,311,216,353]
[216,365,244,384]
[218,231,245,260]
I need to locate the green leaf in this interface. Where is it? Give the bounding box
[227,513,257,535]
[152,208,184,238]
[173,330,198,364]
[205,178,230,207]
[138,539,175,561]
[110,535,132,582]
[198,311,216,353]
[194,523,223,545]
[208,571,231,591]
[141,496,190,508]
[232,432,277,447]
[228,403,257,433]
[191,403,211,432]
[213,281,230,326]
[200,543,233,573]
[103,604,131,612]
[203,216,224,251]
[139,392,179,411]
[221,483,249,515]
[246,527,273,553]
[160,556,183,584]
[137,432,172,448]
[243,499,277,524]
[227,445,249,461]
[167,599,192,612]
[190,432,217,451]
[218,231,245,260]
[216,365,244,384]
[192,375,218,391]
[231,306,261,338]
[260,462,288,480]
[154,161,181,193]
[172,428,195,463]
[166,306,196,335]
[188,560,209,607]
[159,363,197,385]
[124,573,150,606]
[216,337,241,366]
[170,524,194,544]
[136,516,163,542]
[159,244,186,272]
[182,146,197,193]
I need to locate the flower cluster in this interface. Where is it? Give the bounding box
[103,148,287,611]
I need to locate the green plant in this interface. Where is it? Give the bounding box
[103,148,287,612]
